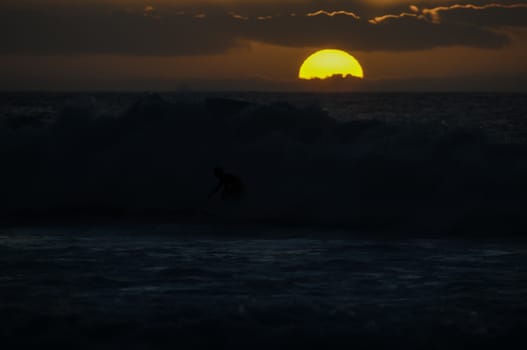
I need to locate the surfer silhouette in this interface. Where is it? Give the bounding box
[208,167,245,201]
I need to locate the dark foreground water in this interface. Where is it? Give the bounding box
[1,225,526,349]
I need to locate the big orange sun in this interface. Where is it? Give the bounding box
[299,49,364,80]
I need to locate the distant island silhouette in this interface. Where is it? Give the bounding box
[298,74,365,91]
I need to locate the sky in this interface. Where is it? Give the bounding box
[1,0,526,91]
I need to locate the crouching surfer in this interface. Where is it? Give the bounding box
[208,167,245,201]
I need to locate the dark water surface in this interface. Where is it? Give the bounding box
[2,92,527,142]
[1,225,526,348]
[2,92,527,234]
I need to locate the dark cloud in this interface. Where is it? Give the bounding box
[422,3,527,26]
[0,2,526,55]
[240,13,508,51]
[0,8,244,56]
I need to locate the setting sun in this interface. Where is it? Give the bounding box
[299,49,364,80]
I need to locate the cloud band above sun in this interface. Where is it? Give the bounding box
[0,2,526,55]
[370,3,527,24]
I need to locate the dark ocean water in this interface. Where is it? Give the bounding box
[1,92,527,347]
[1,226,527,348]
[2,92,527,142]
[1,92,527,233]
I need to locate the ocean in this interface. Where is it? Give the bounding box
[2,92,527,143]
[1,226,527,348]
[1,92,527,348]
[1,92,527,232]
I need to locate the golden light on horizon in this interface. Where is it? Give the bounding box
[299,49,364,80]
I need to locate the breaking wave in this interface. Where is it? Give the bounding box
[1,93,527,235]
